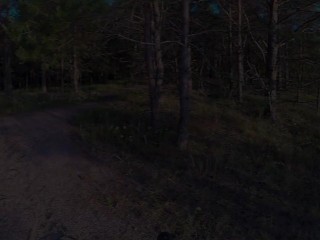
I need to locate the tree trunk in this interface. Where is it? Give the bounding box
[237,0,244,102]
[152,0,164,126]
[228,4,234,98]
[30,68,35,89]
[277,61,282,91]
[73,46,80,93]
[297,38,304,103]
[199,58,205,91]
[144,0,163,129]
[175,54,179,85]
[266,0,279,121]
[41,63,47,93]
[284,44,289,90]
[317,77,320,114]
[144,1,156,128]
[178,0,191,150]
[4,36,13,95]
[61,57,65,92]
[25,73,29,90]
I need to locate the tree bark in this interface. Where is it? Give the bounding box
[297,39,304,103]
[73,46,80,93]
[4,35,13,95]
[153,0,163,88]
[25,73,29,90]
[30,68,35,89]
[144,0,163,129]
[284,44,289,90]
[237,0,244,102]
[144,1,156,128]
[266,0,279,121]
[41,63,47,93]
[178,0,191,150]
[152,0,164,126]
[61,57,65,92]
[317,77,320,114]
[277,60,282,91]
[228,4,234,98]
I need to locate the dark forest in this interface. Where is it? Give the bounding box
[0,0,320,239]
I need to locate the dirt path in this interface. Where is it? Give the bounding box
[0,104,155,240]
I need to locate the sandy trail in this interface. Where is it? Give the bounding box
[0,104,154,240]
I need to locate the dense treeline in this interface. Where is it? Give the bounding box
[1,0,320,148]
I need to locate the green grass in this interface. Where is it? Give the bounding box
[73,84,320,240]
[0,91,77,115]
[0,85,118,116]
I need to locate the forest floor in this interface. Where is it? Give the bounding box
[0,84,320,240]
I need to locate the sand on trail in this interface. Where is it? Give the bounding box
[0,104,155,240]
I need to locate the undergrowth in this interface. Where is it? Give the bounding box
[0,85,114,115]
[73,84,320,240]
